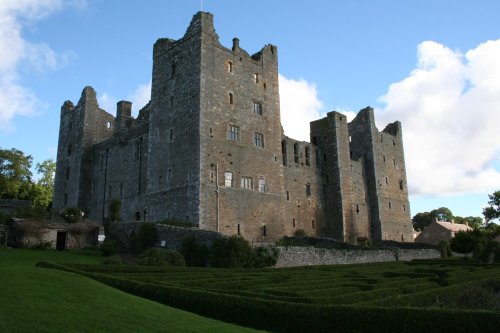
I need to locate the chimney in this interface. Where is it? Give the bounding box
[232,38,240,51]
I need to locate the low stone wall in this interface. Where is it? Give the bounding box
[109,222,223,252]
[275,246,440,267]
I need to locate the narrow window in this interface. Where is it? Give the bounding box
[286,191,290,201]
[312,220,315,229]
[297,197,300,206]
[323,153,327,162]
[134,141,140,161]
[292,218,296,228]
[258,178,266,192]
[399,180,404,190]
[135,212,140,221]
[294,143,299,163]
[229,92,234,104]
[262,225,267,237]
[227,61,233,73]
[67,144,72,156]
[393,139,396,146]
[169,95,174,106]
[167,169,172,181]
[253,101,262,115]
[254,132,264,148]
[171,62,176,78]
[383,155,386,162]
[65,167,70,181]
[305,146,311,166]
[237,224,241,235]
[228,125,239,141]
[393,159,396,168]
[305,184,311,197]
[209,170,215,183]
[403,204,406,212]
[224,171,233,187]
[100,154,105,170]
[64,193,68,206]
[281,140,287,166]
[241,177,253,189]
[356,204,360,213]
[254,73,259,83]
[106,121,112,129]
[350,151,353,158]
[385,177,388,184]
[169,129,174,142]
[401,234,404,242]
[389,201,392,209]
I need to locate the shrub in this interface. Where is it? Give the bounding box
[138,248,185,267]
[100,239,116,257]
[450,231,476,255]
[479,240,497,263]
[60,207,82,223]
[0,211,13,225]
[181,236,209,267]
[473,242,484,260]
[210,236,255,268]
[294,229,307,237]
[253,246,279,268]
[108,199,121,222]
[438,241,451,258]
[130,223,159,255]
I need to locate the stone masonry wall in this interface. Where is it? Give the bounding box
[275,246,440,268]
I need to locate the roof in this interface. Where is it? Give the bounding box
[436,221,473,232]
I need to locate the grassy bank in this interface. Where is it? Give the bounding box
[0,248,263,333]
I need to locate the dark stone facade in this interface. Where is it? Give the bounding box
[53,12,413,244]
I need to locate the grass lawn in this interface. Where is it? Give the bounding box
[0,248,264,333]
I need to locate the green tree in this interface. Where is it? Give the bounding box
[483,190,500,223]
[32,159,55,209]
[430,207,454,222]
[454,216,483,229]
[412,212,432,231]
[450,231,479,256]
[0,148,33,199]
[130,223,159,255]
[209,236,255,268]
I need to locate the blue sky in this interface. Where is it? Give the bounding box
[1,0,499,220]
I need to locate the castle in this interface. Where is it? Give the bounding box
[53,12,414,244]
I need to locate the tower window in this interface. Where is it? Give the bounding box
[169,129,174,142]
[399,180,404,190]
[65,167,70,181]
[228,125,239,142]
[241,177,253,189]
[306,184,311,197]
[262,225,267,237]
[253,101,262,115]
[292,218,295,228]
[286,191,289,201]
[227,61,233,73]
[312,220,315,229]
[237,224,241,235]
[224,171,233,187]
[229,92,234,104]
[67,144,72,156]
[258,178,266,192]
[254,73,259,83]
[281,140,287,166]
[254,132,264,148]
[305,146,311,166]
[294,143,299,163]
[393,159,396,168]
[171,62,176,78]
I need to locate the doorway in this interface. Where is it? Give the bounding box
[56,231,67,251]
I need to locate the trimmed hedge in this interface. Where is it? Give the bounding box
[38,261,500,333]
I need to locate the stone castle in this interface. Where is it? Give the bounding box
[53,12,414,244]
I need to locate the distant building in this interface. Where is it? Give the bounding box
[53,12,414,244]
[415,218,472,245]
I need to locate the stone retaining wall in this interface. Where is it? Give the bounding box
[275,246,440,267]
[109,222,222,251]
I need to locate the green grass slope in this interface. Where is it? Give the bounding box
[0,248,264,333]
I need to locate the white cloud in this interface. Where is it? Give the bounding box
[0,0,78,132]
[378,40,500,196]
[97,92,117,114]
[279,74,323,142]
[128,81,151,116]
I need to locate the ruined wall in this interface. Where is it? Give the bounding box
[197,12,286,242]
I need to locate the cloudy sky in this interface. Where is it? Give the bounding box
[1,0,499,219]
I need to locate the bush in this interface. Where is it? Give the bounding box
[108,199,121,222]
[181,236,209,267]
[0,211,13,225]
[473,243,484,260]
[294,229,307,237]
[138,248,185,267]
[210,236,255,268]
[100,239,116,256]
[253,246,279,268]
[438,241,451,258]
[450,231,477,255]
[130,223,159,255]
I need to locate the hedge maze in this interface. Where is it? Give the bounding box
[39,260,500,332]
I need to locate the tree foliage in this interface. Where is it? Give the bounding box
[0,148,33,200]
[412,206,484,231]
[450,231,482,255]
[483,190,500,223]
